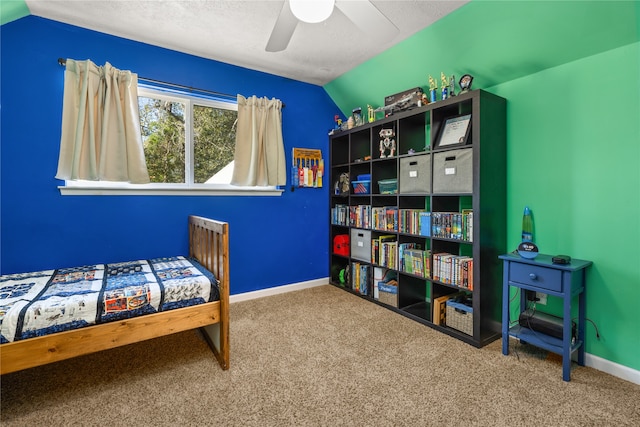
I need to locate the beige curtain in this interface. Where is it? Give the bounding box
[55,59,150,183]
[231,95,285,186]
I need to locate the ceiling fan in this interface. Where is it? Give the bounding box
[266,0,399,52]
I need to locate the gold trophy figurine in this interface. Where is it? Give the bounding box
[428,75,438,103]
[441,72,449,100]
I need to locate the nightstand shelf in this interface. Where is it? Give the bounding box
[507,325,583,355]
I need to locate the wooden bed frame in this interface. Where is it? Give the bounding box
[0,215,229,375]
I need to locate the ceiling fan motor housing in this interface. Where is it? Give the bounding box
[289,0,336,24]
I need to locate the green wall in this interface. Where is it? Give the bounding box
[0,0,29,26]
[325,1,639,119]
[492,42,640,370]
[324,1,640,371]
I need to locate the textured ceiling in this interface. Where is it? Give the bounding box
[24,0,469,86]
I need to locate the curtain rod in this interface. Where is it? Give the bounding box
[57,58,285,107]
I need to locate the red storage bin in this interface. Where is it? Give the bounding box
[333,234,350,256]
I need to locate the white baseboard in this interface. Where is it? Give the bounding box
[229,278,640,385]
[229,277,328,304]
[585,353,640,385]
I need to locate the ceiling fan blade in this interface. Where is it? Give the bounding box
[335,0,399,41]
[266,0,299,52]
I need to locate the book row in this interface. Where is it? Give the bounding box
[331,204,371,228]
[371,236,397,269]
[432,252,474,290]
[331,205,473,242]
[431,211,473,242]
[351,262,371,296]
[370,238,431,279]
[343,264,400,307]
[372,206,398,232]
[402,248,431,278]
[399,209,431,236]
[339,256,470,302]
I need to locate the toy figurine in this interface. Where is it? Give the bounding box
[428,75,438,103]
[334,115,342,130]
[379,128,396,158]
[352,107,363,126]
[441,72,449,100]
[449,74,456,97]
[367,105,375,123]
[421,91,429,106]
[334,172,350,195]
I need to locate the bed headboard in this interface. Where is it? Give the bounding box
[188,215,229,298]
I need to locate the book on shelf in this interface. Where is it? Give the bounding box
[380,241,397,269]
[372,235,397,269]
[351,262,371,296]
[331,204,348,226]
[386,207,398,231]
[419,211,431,237]
[431,211,473,241]
[371,235,396,265]
[349,205,371,229]
[398,209,431,236]
[372,206,398,232]
[462,209,473,242]
[432,252,473,289]
[402,248,431,278]
[398,242,420,272]
[432,291,466,326]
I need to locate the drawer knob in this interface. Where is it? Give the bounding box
[529,273,537,280]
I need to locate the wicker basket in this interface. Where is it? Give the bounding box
[377,281,398,307]
[445,300,473,335]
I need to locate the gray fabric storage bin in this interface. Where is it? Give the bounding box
[350,228,371,262]
[399,153,431,194]
[433,148,473,193]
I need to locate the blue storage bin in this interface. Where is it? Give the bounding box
[352,180,371,194]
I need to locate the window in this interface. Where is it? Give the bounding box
[138,87,237,185]
[60,85,282,195]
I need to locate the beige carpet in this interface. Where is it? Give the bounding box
[1,285,639,426]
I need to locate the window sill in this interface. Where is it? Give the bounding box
[58,183,284,196]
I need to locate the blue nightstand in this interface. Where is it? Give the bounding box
[499,253,592,381]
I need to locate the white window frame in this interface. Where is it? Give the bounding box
[59,85,283,196]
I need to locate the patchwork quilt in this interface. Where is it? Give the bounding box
[0,256,219,343]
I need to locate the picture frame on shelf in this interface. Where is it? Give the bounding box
[435,113,471,148]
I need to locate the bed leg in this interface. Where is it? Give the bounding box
[201,321,229,370]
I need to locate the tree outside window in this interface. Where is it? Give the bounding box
[138,88,237,185]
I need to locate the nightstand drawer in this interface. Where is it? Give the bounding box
[509,263,562,292]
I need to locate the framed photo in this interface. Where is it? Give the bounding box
[435,114,471,148]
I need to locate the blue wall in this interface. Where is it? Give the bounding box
[0,16,339,295]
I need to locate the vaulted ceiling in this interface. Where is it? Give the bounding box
[14,0,469,86]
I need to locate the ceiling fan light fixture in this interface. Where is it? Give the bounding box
[289,0,335,24]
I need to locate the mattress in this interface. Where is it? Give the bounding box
[0,256,219,343]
